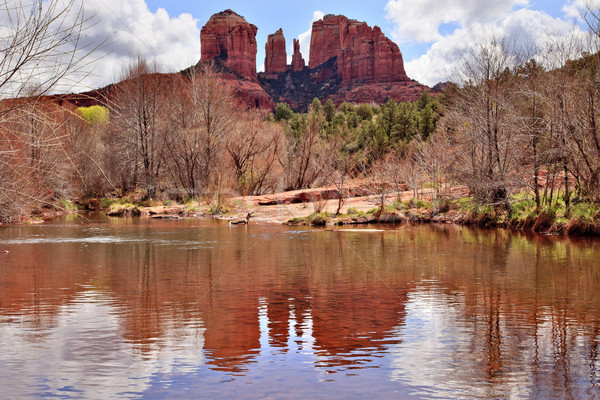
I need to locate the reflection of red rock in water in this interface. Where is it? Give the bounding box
[266,292,291,348]
[309,285,408,366]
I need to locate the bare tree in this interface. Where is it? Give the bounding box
[281,107,325,190]
[226,110,283,195]
[0,0,96,101]
[0,0,97,222]
[542,33,584,212]
[447,37,524,209]
[109,57,171,198]
[163,63,235,199]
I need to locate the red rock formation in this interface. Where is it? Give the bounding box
[264,28,287,74]
[291,39,305,72]
[309,15,345,69]
[200,9,258,81]
[309,14,408,84]
[325,80,433,106]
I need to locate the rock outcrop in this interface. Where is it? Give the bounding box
[309,14,408,85]
[196,10,432,111]
[291,39,305,72]
[264,28,287,75]
[200,9,258,81]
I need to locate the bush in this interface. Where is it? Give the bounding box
[347,207,359,215]
[78,105,109,125]
[308,211,330,226]
[100,198,114,208]
[107,203,140,216]
[57,198,78,211]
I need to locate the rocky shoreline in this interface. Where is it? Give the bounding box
[8,185,599,237]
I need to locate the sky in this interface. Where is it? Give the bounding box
[24,0,600,92]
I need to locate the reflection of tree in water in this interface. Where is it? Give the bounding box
[1,222,600,395]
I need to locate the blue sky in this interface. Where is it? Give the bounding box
[67,0,596,89]
[143,0,571,63]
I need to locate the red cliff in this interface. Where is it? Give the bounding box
[309,14,408,84]
[291,39,306,72]
[265,28,287,75]
[200,9,258,81]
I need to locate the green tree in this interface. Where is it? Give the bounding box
[356,103,374,121]
[393,102,418,142]
[274,102,294,122]
[419,104,435,140]
[310,98,323,114]
[324,99,336,123]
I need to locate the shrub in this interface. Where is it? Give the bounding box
[78,105,109,125]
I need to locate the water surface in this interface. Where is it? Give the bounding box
[1,217,599,399]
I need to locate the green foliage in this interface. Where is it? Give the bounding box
[308,211,330,225]
[207,203,229,215]
[78,105,109,125]
[310,98,323,114]
[57,198,79,211]
[274,102,293,122]
[107,202,140,216]
[100,198,114,208]
[272,93,442,187]
[324,99,336,122]
[356,103,374,121]
[339,102,355,114]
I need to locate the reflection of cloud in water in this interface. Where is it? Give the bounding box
[0,291,205,399]
[389,289,531,399]
[2,237,217,249]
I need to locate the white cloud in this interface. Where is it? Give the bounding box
[387,1,586,86]
[9,0,201,94]
[385,0,529,44]
[80,0,200,90]
[297,11,324,66]
[563,0,600,20]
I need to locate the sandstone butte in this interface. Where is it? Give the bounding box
[200,9,258,81]
[65,10,435,112]
[199,9,273,108]
[264,28,287,75]
[310,14,408,84]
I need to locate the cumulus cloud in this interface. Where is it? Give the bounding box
[563,0,600,20]
[386,0,588,86]
[385,0,528,44]
[297,11,325,66]
[29,0,200,93]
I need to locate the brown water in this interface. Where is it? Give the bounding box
[1,216,599,399]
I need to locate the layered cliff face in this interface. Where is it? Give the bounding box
[309,14,408,84]
[200,9,258,81]
[198,10,431,111]
[264,29,287,75]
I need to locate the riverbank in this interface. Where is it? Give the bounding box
[10,185,600,237]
